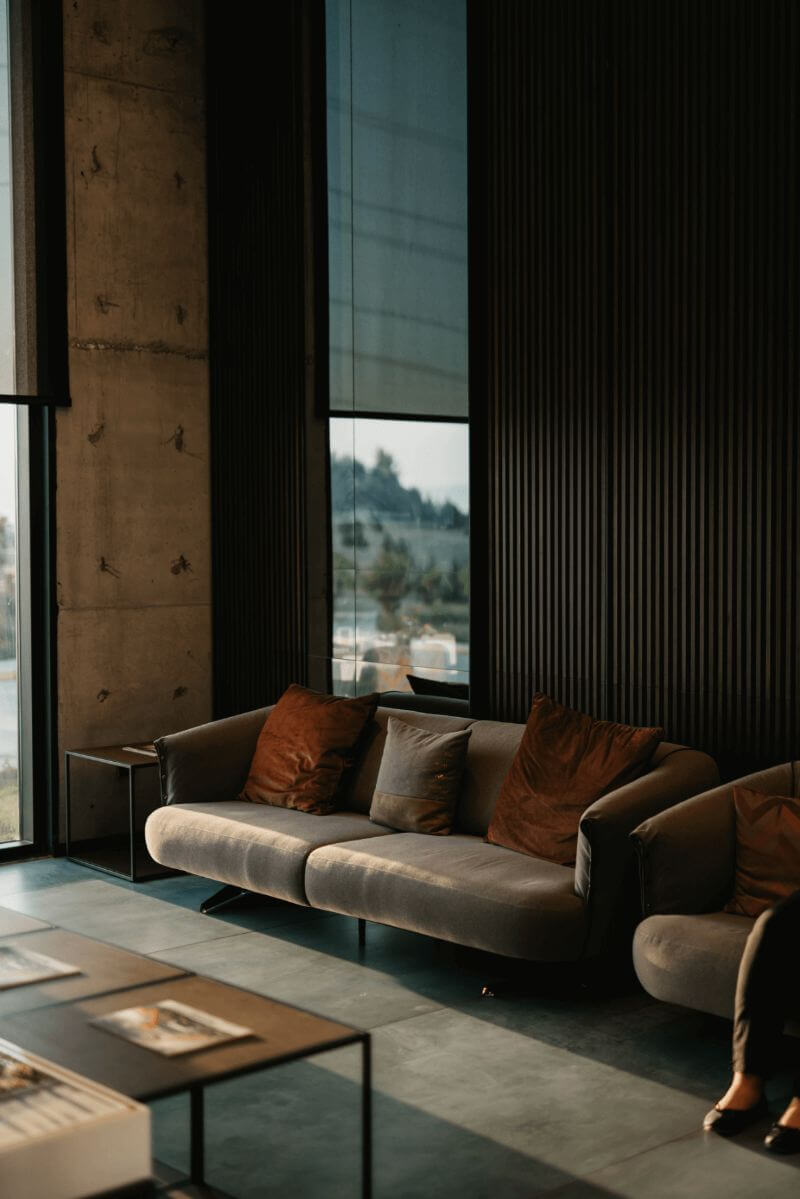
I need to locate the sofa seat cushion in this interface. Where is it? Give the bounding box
[145,803,393,905]
[304,833,587,960]
[633,912,755,1020]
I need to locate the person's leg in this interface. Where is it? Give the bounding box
[763,1044,800,1151]
[705,890,800,1133]
[732,891,800,1083]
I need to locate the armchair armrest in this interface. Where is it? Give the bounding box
[155,707,271,805]
[630,762,796,917]
[575,745,719,957]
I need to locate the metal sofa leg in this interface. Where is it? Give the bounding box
[358,918,366,950]
[200,884,249,915]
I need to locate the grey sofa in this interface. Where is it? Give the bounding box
[631,763,800,1030]
[145,706,718,962]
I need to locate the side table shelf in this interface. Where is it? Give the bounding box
[65,746,178,883]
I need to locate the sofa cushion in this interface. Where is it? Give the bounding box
[724,786,800,918]
[456,719,526,835]
[633,912,753,1020]
[304,833,587,960]
[342,709,475,814]
[486,693,663,865]
[369,718,472,834]
[240,685,378,814]
[145,802,393,905]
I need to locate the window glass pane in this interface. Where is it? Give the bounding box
[0,0,19,843]
[331,418,468,695]
[327,0,467,417]
[0,0,13,392]
[0,407,18,843]
[326,0,354,411]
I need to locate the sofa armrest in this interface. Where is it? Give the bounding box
[574,746,719,957]
[630,762,796,917]
[155,707,271,805]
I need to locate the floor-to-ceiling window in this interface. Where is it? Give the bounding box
[326,0,469,698]
[0,0,59,853]
[0,0,21,843]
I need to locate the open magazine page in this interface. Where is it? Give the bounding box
[121,743,158,757]
[0,944,80,990]
[91,999,253,1056]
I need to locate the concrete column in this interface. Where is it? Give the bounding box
[57,1,211,838]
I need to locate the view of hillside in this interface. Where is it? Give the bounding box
[331,438,469,694]
[0,490,18,843]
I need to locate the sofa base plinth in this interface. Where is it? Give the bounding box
[200,884,250,914]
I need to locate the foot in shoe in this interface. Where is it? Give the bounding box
[777,1096,800,1129]
[764,1097,800,1153]
[764,1124,800,1154]
[703,1095,769,1135]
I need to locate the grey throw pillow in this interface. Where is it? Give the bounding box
[369,717,472,835]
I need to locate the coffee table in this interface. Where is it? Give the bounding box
[0,928,186,1016]
[0,904,51,936]
[6,972,372,1198]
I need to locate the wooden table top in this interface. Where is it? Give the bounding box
[5,972,365,1102]
[66,745,161,769]
[0,927,187,1017]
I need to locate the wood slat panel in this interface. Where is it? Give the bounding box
[475,0,800,776]
[207,4,308,716]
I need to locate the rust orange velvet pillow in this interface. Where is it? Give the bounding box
[240,684,378,814]
[486,693,663,865]
[724,787,800,918]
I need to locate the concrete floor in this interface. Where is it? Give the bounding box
[1,858,799,1198]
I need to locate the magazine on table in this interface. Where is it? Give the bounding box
[0,944,80,991]
[121,742,158,758]
[91,999,253,1056]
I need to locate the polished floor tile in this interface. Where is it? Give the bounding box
[550,1127,800,1199]
[3,857,800,1199]
[0,878,243,953]
[152,927,444,1029]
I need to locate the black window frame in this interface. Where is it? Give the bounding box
[0,0,67,861]
[321,0,471,701]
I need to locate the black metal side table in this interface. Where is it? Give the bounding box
[65,745,177,883]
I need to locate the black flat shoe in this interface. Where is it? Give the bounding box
[764,1123,800,1154]
[703,1096,769,1135]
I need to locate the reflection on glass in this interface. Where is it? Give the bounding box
[0,0,19,843]
[327,0,467,417]
[0,0,13,391]
[331,419,468,695]
[0,409,18,844]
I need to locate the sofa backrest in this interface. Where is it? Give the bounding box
[344,708,693,838]
[455,719,526,834]
[342,708,475,814]
[343,709,525,832]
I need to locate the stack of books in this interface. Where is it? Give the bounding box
[0,1038,150,1199]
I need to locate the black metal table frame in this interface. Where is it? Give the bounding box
[154,1030,372,1199]
[64,748,166,883]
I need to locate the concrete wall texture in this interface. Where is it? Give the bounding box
[57,0,211,836]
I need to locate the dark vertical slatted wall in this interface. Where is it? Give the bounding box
[477,0,800,776]
[207,4,308,716]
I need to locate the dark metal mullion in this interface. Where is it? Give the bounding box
[329,407,468,424]
[0,394,70,406]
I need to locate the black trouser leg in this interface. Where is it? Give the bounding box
[732,888,800,1095]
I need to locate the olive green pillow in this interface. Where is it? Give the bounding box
[369,717,471,835]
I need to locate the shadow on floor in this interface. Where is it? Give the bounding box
[151,1058,627,1199]
[147,885,800,1140]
